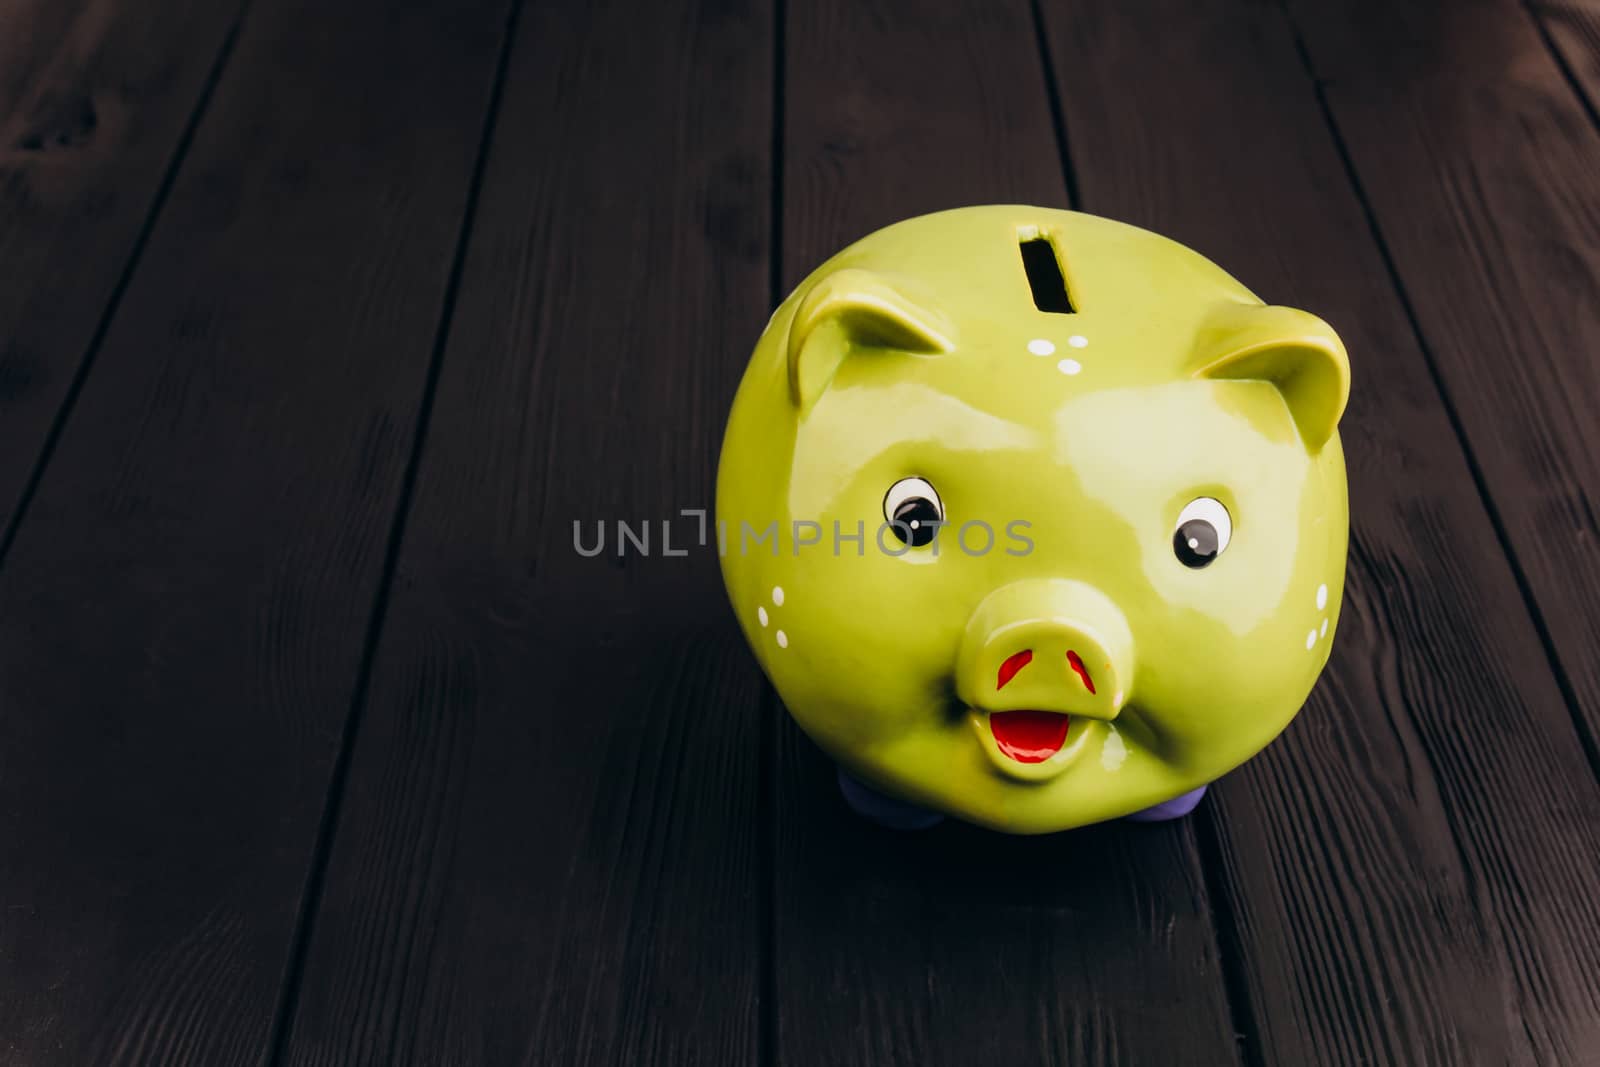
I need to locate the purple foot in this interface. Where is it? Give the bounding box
[836,767,945,831]
[1124,784,1209,823]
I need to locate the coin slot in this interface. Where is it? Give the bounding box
[1018,234,1075,313]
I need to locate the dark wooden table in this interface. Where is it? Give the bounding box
[3,0,1599,1063]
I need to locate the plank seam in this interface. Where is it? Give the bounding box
[1028,0,1080,211]
[1519,0,1600,137]
[1192,809,1270,1067]
[0,0,253,575]
[1272,0,1600,795]
[259,0,530,1060]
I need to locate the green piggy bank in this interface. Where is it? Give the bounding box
[716,206,1350,833]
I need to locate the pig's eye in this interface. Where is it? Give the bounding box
[1173,497,1231,568]
[883,477,943,548]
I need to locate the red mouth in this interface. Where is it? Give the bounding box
[989,710,1072,763]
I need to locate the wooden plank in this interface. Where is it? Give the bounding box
[0,0,515,1061]
[773,2,1244,1065]
[1293,0,1600,753]
[0,0,96,116]
[0,0,244,535]
[1036,0,1600,1061]
[1537,0,1600,122]
[276,0,774,1063]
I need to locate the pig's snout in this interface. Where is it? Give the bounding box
[956,580,1134,721]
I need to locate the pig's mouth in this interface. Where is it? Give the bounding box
[989,710,1071,763]
[966,706,1094,782]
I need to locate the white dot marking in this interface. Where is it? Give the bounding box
[1321,618,1329,638]
[1027,338,1056,356]
[758,606,768,627]
[776,629,789,649]
[1057,358,1082,376]
[1316,583,1328,610]
[772,585,785,606]
[1305,629,1317,650]
[1068,334,1088,348]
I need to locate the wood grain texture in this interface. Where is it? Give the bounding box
[774,2,1243,1065]
[1296,0,1600,751]
[2,1,1598,1062]
[0,0,244,533]
[0,0,513,1061]
[1038,0,1600,1061]
[277,0,774,1063]
[1536,0,1600,119]
[1290,0,1600,758]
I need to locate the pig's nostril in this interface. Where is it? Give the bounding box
[1066,650,1096,694]
[996,649,1033,690]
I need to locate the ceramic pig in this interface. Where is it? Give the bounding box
[716,206,1350,833]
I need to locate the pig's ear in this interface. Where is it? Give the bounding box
[1193,303,1351,450]
[786,268,955,409]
